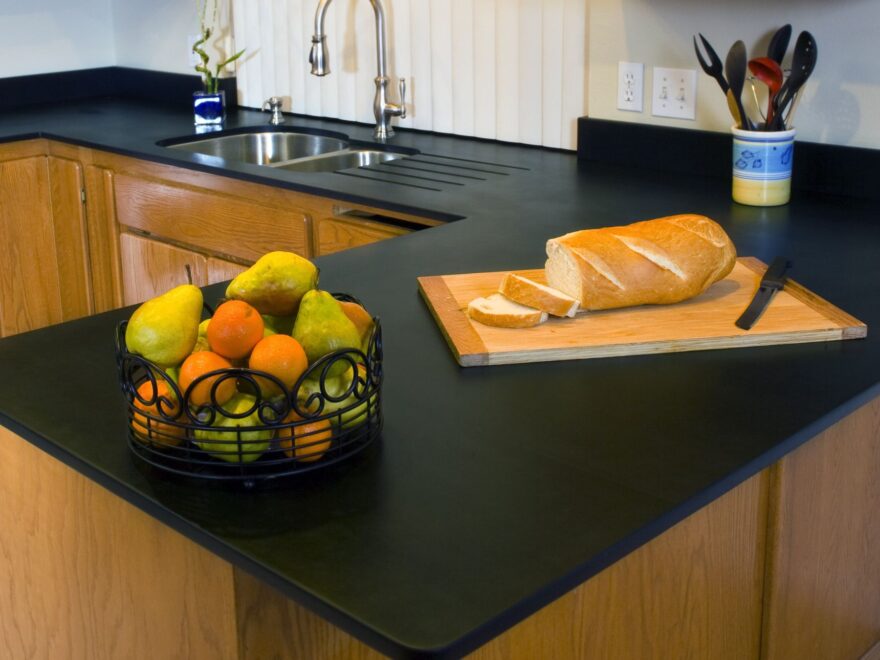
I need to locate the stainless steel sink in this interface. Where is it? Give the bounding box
[274,149,406,173]
[165,131,349,165]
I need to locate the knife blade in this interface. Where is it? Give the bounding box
[735,257,792,330]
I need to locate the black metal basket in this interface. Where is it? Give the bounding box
[115,294,382,487]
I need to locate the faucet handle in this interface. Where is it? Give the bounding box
[398,78,407,119]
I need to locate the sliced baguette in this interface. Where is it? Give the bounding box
[499,272,579,318]
[467,293,548,328]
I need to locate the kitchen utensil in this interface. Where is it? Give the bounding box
[694,34,729,95]
[767,24,792,65]
[771,31,817,130]
[725,40,754,130]
[735,257,792,329]
[418,258,865,367]
[783,88,804,129]
[745,78,766,123]
[748,57,784,126]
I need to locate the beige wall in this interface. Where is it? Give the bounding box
[112,0,233,77]
[2,0,877,149]
[0,0,115,76]
[588,0,880,148]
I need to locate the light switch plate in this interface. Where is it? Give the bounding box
[617,61,644,112]
[651,67,697,120]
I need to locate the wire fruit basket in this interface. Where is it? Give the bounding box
[115,294,382,487]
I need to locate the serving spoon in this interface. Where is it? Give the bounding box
[771,31,817,130]
[725,40,753,130]
[767,24,792,65]
[748,57,784,126]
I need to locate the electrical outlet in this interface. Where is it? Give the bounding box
[617,62,644,112]
[188,34,202,67]
[651,67,697,120]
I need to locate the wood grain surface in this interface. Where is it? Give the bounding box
[316,216,410,256]
[418,258,867,366]
[113,173,312,262]
[119,232,209,305]
[48,156,93,320]
[761,396,880,660]
[0,155,64,336]
[0,427,239,660]
[83,165,125,313]
[207,257,250,286]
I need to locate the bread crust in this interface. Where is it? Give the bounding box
[545,214,736,310]
[500,273,579,317]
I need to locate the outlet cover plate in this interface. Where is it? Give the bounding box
[652,67,697,120]
[617,61,644,112]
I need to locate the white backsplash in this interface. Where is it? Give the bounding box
[232,0,588,150]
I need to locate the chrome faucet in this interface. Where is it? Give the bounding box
[309,0,406,140]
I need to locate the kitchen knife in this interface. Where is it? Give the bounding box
[735,257,792,330]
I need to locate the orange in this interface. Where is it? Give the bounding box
[278,412,333,461]
[248,334,308,397]
[132,380,184,446]
[207,300,264,359]
[179,351,236,407]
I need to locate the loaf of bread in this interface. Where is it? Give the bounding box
[545,214,736,311]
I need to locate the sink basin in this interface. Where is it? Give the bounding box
[274,149,406,173]
[164,131,349,165]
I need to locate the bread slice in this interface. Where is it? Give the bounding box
[499,273,579,317]
[467,293,548,328]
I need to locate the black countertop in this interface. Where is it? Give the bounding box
[1,99,879,658]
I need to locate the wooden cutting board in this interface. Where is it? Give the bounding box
[417,258,867,367]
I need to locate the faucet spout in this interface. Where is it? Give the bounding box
[309,0,405,139]
[310,0,333,75]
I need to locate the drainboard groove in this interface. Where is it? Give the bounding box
[333,171,443,192]
[377,161,487,180]
[357,166,465,186]
[416,152,530,171]
[406,158,511,175]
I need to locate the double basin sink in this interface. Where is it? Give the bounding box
[159,128,416,173]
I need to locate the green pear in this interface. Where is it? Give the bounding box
[126,284,203,368]
[226,251,318,316]
[192,319,211,352]
[193,393,273,463]
[293,290,362,376]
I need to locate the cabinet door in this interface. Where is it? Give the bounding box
[0,155,91,336]
[316,217,410,256]
[207,257,249,286]
[119,233,208,306]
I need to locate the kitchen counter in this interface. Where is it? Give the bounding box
[1,98,879,658]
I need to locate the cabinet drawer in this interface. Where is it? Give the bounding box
[114,174,310,262]
[317,217,410,256]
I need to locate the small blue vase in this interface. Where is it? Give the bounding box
[193,90,225,125]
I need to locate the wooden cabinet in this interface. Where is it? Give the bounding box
[0,142,92,336]
[119,233,209,305]
[1,139,436,322]
[316,215,411,256]
[118,233,248,304]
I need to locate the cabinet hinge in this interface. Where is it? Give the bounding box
[80,188,86,205]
